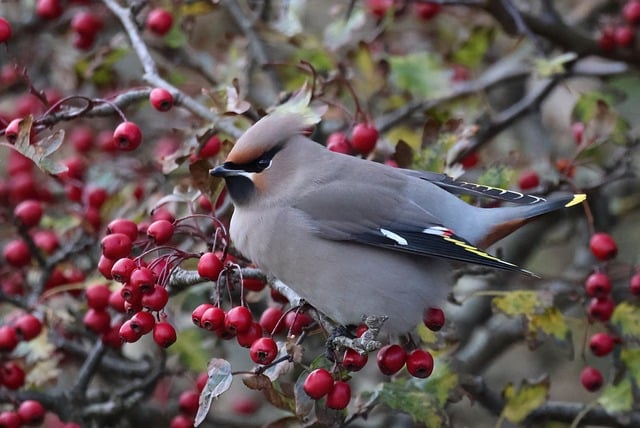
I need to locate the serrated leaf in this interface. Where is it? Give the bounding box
[492,291,545,317]
[417,359,459,407]
[598,376,633,414]
[0,117,68,175]
[195,358,233,426]
[501,377,549,424]
[378,379,448,426]
[528,307,573,347]
[620,348,640,389]
[612,302,640,338]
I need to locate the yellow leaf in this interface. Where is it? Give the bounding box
[612,302,640,338]
[620,348,640,389]
[492,291,546,317]
[528,307,572,344]
[501,377,549,423]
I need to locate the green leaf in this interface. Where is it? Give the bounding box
[501,377,549,424]
[389,52,449,98]
[492,290,546,317]
[533,52,578,78]
[620,348,640,389]
[378,379,448,427]
[598,376,633,415]
[452,27,493,69]
[477,166,514,195]
[418,359,459,407]
[169,328,210,371]
[612,302,640,338]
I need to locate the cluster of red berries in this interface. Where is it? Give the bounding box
[0,313,42,391]
[0,399,46,428]
[326,122,379,156]
[97,216,182,349]
[169,385,202,428]
[598,1,640,51]
[579,232,621,392]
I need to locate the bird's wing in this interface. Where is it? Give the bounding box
[401,169,548,205]
[293,180,533,275]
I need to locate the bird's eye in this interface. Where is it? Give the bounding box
[256,158,271,170]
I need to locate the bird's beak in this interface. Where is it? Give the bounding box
[210,163,242,178]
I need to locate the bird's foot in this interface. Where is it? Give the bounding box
[329,315,387,355]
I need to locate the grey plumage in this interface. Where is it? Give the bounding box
[211,112,585,334]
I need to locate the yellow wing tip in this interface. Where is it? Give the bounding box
[564,194,587,208]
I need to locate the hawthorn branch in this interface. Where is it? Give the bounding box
[101,0,243,138]
[71,339,108,401]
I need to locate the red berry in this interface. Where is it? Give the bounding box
[270,288,289,304]
[366,0,394,18]
[109,290,127,313]
[326,132,352,154]
[0,17,12,43]
[152,207,175,223]
[146,219,174,244]
[71,10,103,37]
[14,199,43,228]
[342,348,368,372]
[13,313,42,341]
[589,233,618,261]
[614,25,635,47]
[101,233,132,260]
[588,296,615,322]
[580,366,603,392]
[414,2,441,20]
[129,267,155,294]
[630,273,640,296]
[0,325,19,352]
[111,257,137,283]
[130,311,155,335]
[83,308,111,334]
[113,121,142,151]
[460,151,479,168]
[85,186,108,209]
[623,0,640,25]
[153,322,176,348]
[585,272,612,298]
[303,368,334,399]
[101,322,124,349]
[107,218,139,242]
[86,284,112,310]
[237,322,263,348]
[242,277,266,292]
[249,337,278,365]
[98,255,115,279]
[198,135,222,158]
[201,306,226,331]
[191,303,213,327]
[231,396,260,415]
[196,372,209,392]
[284,310,314,335]
[142,285,169,311]
[197,252,224,280]
[0,411,21,428]
[406,349,434,378]
[225,306,253,334]
[3,239,31,267]
[351,122,378,155]
[518,170,540,191]
[571,122,584,144]
[589,332,616,357]
[69,126,94,152]
[170,414,193,428]
[326,381,351,410]
[33,229,59,254]
[376,344,406,376]
[599,26,616,51]
[259,306,285,335]
[178,390,199,417]
[4,118,23,144]
[423,307,445,331]
[149,88,174,112]
[1,361,25,389]
[146,8,174,36]
[119,320,141,343]
[17,399,46,425]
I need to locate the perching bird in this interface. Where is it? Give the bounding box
[210,112,585,335]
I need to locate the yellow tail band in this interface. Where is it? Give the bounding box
[564,194,587,208]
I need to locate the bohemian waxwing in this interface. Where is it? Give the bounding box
[211,112,586,335]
